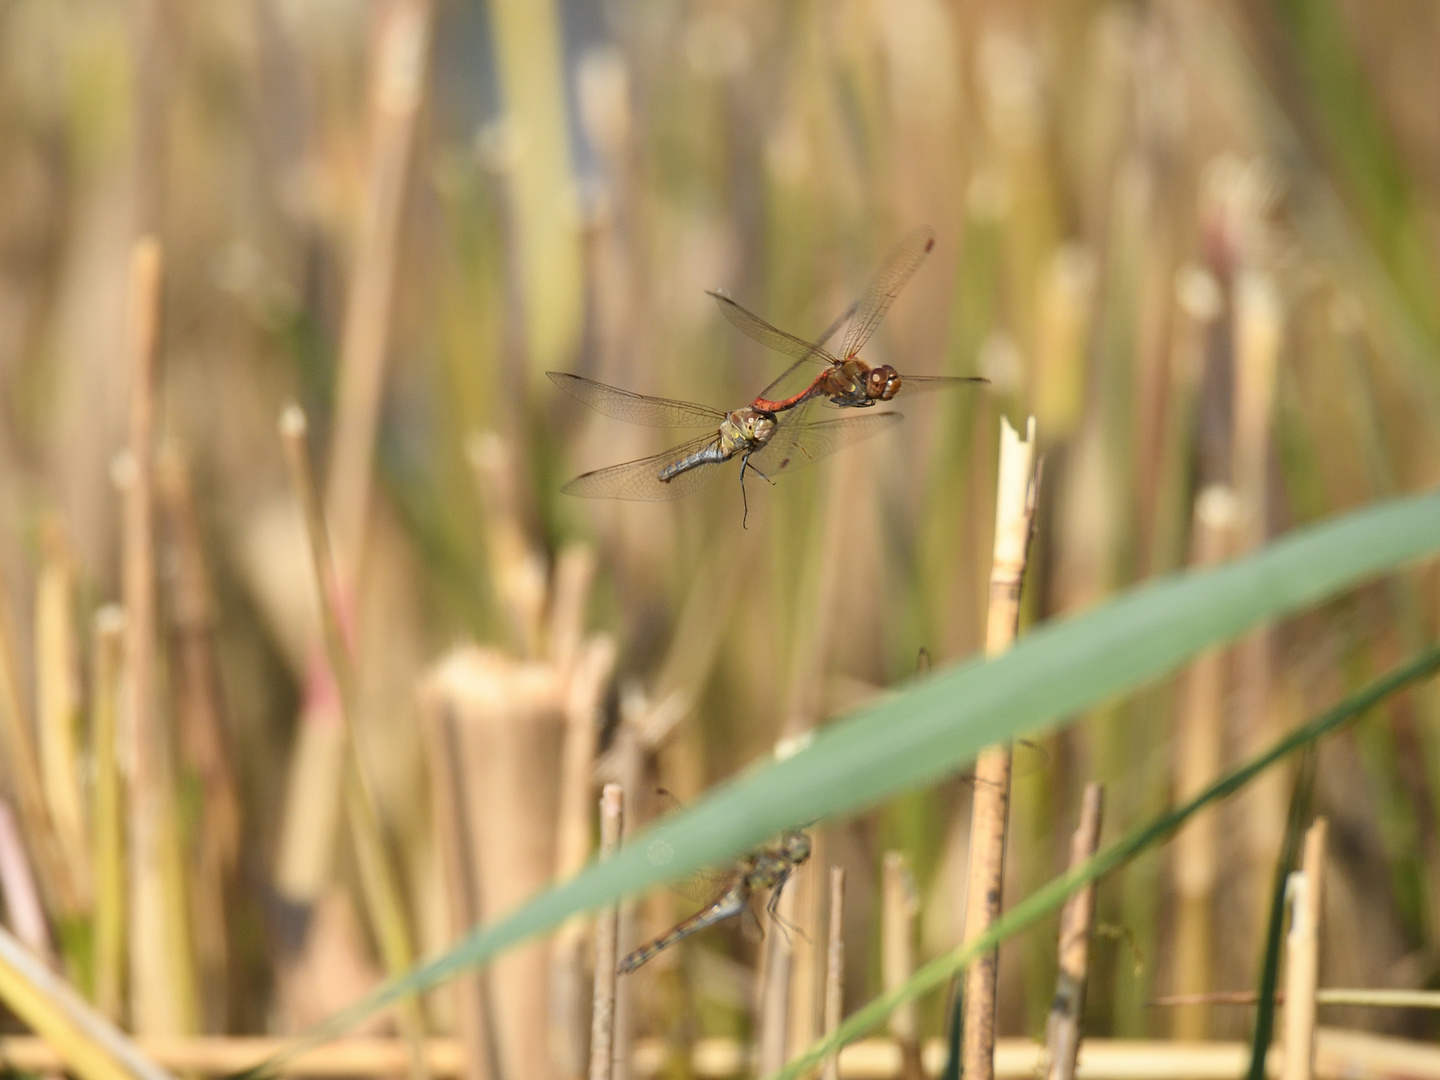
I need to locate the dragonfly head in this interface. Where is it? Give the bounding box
[725,407,777,448]
[779,829,812,867]
[865,365,903,401]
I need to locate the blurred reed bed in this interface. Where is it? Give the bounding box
[0,1,1434,1078]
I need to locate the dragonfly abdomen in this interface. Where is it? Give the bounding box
[617,881,750,974]
[658,441,729,483]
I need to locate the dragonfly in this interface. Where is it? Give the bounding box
[709,225,987,411]
[548,372,901,524]
[618,803,812,975]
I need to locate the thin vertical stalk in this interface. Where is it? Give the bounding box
[36,523,89,899]
[325,0,433,581]
[466,433,547,657]
[961,416,1039,1080]
[279,406,429,1080]
[121,236,196,1036]
[589,784,624,1080]
[1172,485,1237,1040]
[882,853,922,1080]
[0,802,55,965]
[91,608,126,1022]
[820,867,845,1080]
[1282,819,1326,1080]
[1041,784,1105,1080]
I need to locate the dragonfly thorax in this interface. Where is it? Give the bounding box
[779,828,812,867]
[720,406,777,452]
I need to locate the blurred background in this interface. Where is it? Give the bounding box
[0,0,1437,1073]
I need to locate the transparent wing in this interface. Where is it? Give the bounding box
[892,374,988,397]
[561,434,726,501]
[548,372,723,428]
[747,410,903,478]
[651,791,747,904]
[709,291,837,365]
[839,226,936,361]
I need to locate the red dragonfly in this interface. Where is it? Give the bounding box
[709,226,987,411]
[619,792,811,975]
[548,373,900,523]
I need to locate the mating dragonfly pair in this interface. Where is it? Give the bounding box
[551,227,987,522]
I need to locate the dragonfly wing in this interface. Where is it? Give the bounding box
[839,226,936,361]
[746,410,903,478]
[709,292,837,365]
[548,372,724,428]
[561,434,726,501]
[893,374,988,397]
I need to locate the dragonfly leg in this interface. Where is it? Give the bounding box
[765,870,810,945]
[737,452,776,529]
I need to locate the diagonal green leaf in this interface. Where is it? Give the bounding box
[253,491,1440,1072]
[765,641,1440,1080]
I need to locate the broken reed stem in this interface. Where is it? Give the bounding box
[91,608,126,1022]
[1282,819,1326,1080]
[882,853,922,1080]
[1042,784,1105,1080]
[821,867,846,1080]
[590,784,625,1080]
[962,415,1040,1080]
[121,235,197,1036]
[466,433,548,656]
[278,405,430,1080]
[1172,485,1237,1040]
[324,0,431,583]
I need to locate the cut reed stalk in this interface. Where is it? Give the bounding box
[590,783,625,1080]
[961,416,1040,1080]
[1041,784,1105,1080]
[821,867,846,1080]
[90,608,126,1022]
[35,522,89,901]
[1281,819,1326,1080]
[419,648,568,1080]
[279,406,429,1080]
[1172,485,1237,1039]
[882,853,922,1080]
[120,235,196,1036]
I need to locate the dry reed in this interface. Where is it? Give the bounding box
[1281,819,1326,1080]
[881,853,922,1080]
[589,783,625,1080]
[961,416,1040,1080]
[821,867,846,1080]
[1041,784,1105,1080]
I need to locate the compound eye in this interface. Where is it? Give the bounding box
[883,373,902,400]
[867,370,887,397]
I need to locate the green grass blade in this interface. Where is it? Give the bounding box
[764,642,1440,1080]
[247,491,1440,1073]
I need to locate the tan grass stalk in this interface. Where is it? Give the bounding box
[881,853,922,1080]
[547,545,597,674]
[0,923,172,1080]
[0,801,55,963]
[821,867,846,1080]
[1171,485,1237,1039]
[962,415,1040,1080]
[553,636,617,1080]
[35,522,89,897]
[1041,784,1105,1080]
[90,608,126,1021]
[0,1032,1433,1080]
[1282,819,1326,1080]
[279,406,429,1080]
[324,0,432,582]
[1152,989,1440,1010]
[589,783,625,1080]
[120,236,196,1035]
[0,547,78,920]
[466,433,548,656]
[157,449,238,1029]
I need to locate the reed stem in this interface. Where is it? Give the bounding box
[821,867,846,1080]
[590,784,625,1080]
[1281,820,1326,1080]
[1041,784,1105,1080]
[961,416,1040,1080]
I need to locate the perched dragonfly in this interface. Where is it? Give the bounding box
[548,372,901,523]
[709,226,987,410]
[618,814,812,975]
